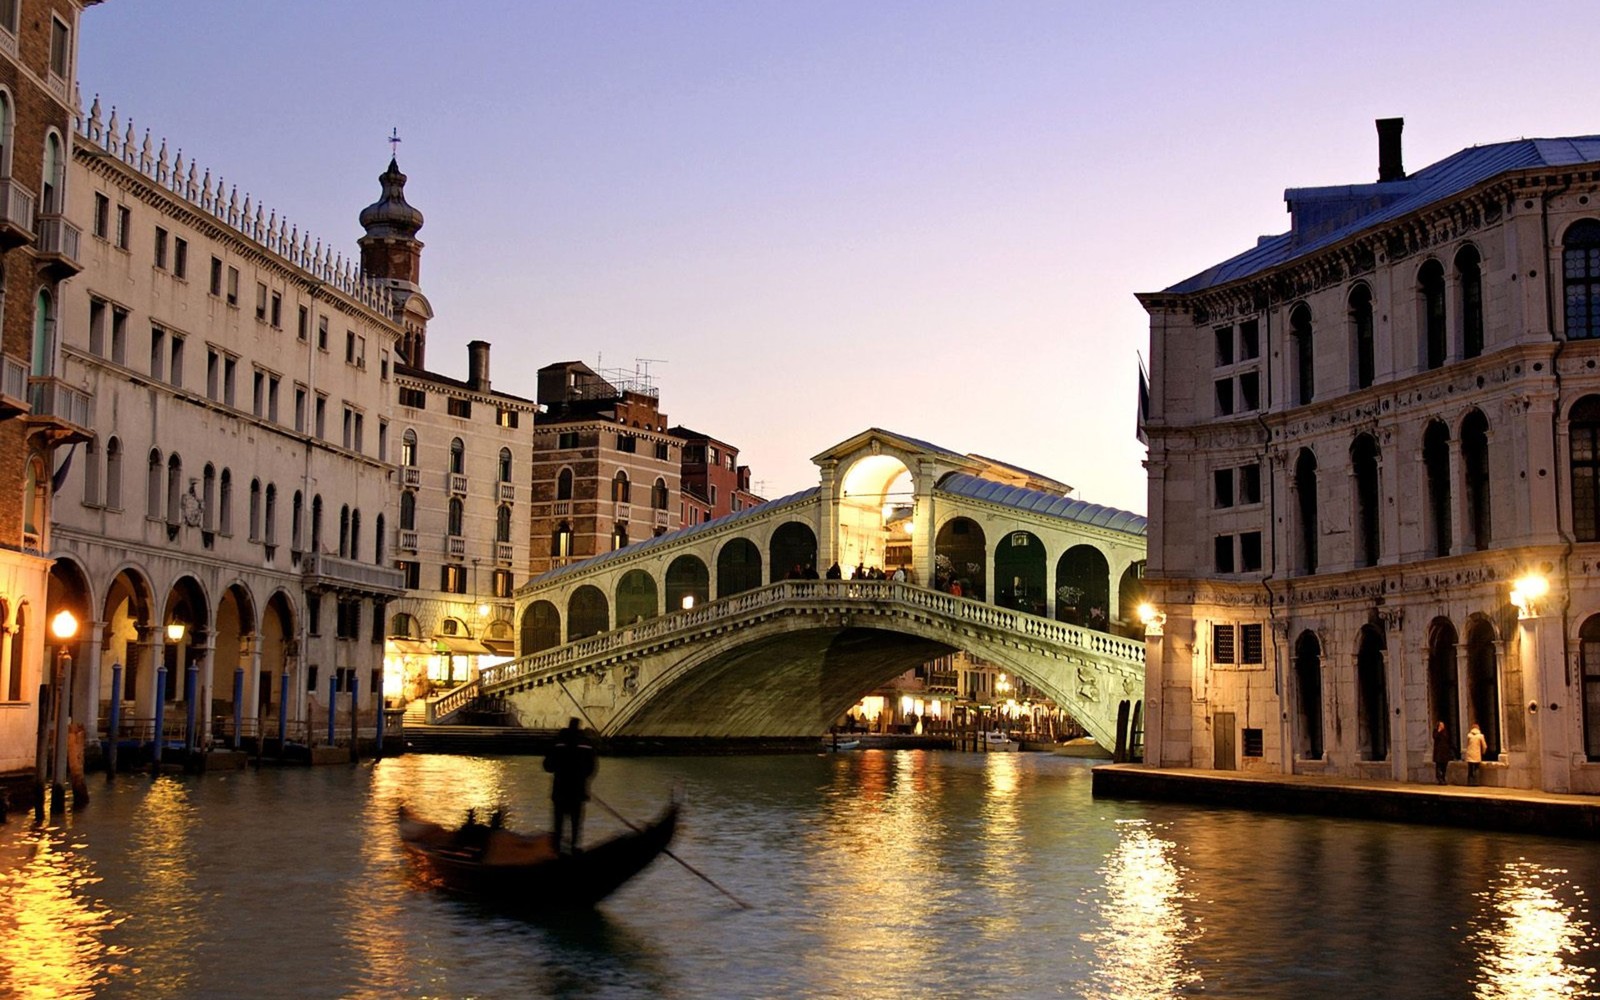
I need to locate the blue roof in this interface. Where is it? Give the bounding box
[937,474,1147,536]
[526,487,822,587]
[1164,136,1600,295]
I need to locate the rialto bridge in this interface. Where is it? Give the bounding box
[466,429,1150,748]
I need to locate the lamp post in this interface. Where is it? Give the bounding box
[48,609,79,814]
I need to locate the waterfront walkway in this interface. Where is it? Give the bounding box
[1092,763,1600,840]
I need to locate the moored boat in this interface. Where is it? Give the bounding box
[398,800,678,909]
[983,730,1020,752]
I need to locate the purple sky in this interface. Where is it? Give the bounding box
[78,1,1600,514]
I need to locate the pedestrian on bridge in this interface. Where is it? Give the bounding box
[544,718,598,853]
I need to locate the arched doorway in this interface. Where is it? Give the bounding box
[665,555,710,611]
[260,591,295,730]
[836,457,912,578]
[161,576,211,741]
[46,559,92,731]
[212,583,257,739]
[1465,615,1500,759]
[717,538,762,598]
[1054,544,1109,628]
[615,569,659,624]
[769,522,818,581]
[993,530,1046,615]
[567,586,609,641]
[520,600,561,655]
[102,569,154,720]
[1356,624,1387,761]
[1294,630,1324,759]
[1116,561,1146,635]
[934,517,986,599]
[1427,618,1460,752]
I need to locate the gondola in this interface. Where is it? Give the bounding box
[398,800,679,909]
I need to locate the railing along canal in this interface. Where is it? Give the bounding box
[481,580,1144,692]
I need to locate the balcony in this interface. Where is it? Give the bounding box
[552,501,570,516]
[447,472,467,495]
[0,179,36,251]
[446,536,466,558]
[497,481,515,503]
[1,353,28,419]
[397,530,419,553]
[495,541,514,565]
[34,213,81,278]
[401,466,420,488]
[301,552,407,596]
[25,376,91,444]
[613,501,631,522]
[653,508,670,528]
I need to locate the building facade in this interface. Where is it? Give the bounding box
[670,425,763,527]
[528,361,682,578]
[48,103,406,749]
[1140,120,1600,793]
[0,0,93,779]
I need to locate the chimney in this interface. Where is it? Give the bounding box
[467,340,491,391]
[1377,118,1405,182]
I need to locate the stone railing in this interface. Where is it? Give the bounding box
[28,375,91,428]
[0,178,36,236]
[426,677,480,724]
[302,552,406,594]
[481,580,1145,694]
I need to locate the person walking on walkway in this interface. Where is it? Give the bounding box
[1463,722,1489,786]
[543,718,597,853]
[1431,721,1453,785]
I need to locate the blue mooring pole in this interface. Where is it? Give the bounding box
[231,667,244,750]
[183,664,199,753]
[151,666,167,774]
[327,674,337,746]
[374,680,385,759]
[349,674,360,762]
[106,663,123,779]
[277,671,289,752]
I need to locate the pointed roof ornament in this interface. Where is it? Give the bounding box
[358,154,424,239]
[122,119,136,161]
[88,94,101,139]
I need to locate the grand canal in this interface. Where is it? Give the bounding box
[1,750,1597,999]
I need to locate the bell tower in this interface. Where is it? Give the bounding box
[358,155,431,367]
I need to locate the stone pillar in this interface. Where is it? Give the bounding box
[1520,612,1568,792]
[194,640,214,746]
[77,621,106,743]
[242,634,261,731]
[135,625,164,735]
[1447,441,1467,558]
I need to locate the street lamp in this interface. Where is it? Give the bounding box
[47,609,79,813]
[166,621,186,643]
[1137,602,1166,637]
[1510,573,1548,620]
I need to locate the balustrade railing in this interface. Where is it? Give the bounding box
[401,467,420,488]
[0,178,36,237]
[498,482,515,502]
[1,353,28,405]
[426,678,481,724]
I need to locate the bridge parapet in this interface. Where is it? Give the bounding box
[483,579,1143,697]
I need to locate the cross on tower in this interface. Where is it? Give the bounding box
[388,127,402,158]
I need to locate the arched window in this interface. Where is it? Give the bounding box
[31,289,52,377]
[447,497,463,537]
[8,605,24,700]
[612,522,628,551]
[1457,245,1484,359]
[219,468,232,534]
[1423,420,1452,556]
[611,470,630,503]
[0,91,11,178]
[1563,219,1600,340]
[104,437,122,509]
[1290,303,1314,405]
[1294,630,1324,759]
[401,429,418,467]
[146,449,162,517]
[1294,449,1318,574]
[1419,259,1447,369]
[201,464,216,532]
[400,491,416,531]
[1466,617,1501,760]
[348,508,359,560]
[1356,626,1388,762]
[311,495,323,552]
[165,453,182,527]
[1579,614,1600,761]
[557,468,573,501]
[1349,283,1374,389]
[338,504,350,556]
[553,522,573,559]
[498,447,512,483]
[1428,619,1461,752]
[496,504,511,543]
[42,131,62,213]
[264,484,278,545]
[249,479,262,541]
[448,437,464,475]
[82,437,101,507]
[374,513,385,565]
[1352,433,1380,568]
[652,477,668,510]
[1571,396,1600,541]
[1462,409,1491,550]
[292,490,304,551]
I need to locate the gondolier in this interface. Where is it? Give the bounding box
[544,718,598,853]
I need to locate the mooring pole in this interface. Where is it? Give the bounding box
[106,663,123,779]
[231,668,244,750]
[151,667,168,775]
[277,671,289,756]
[326,675,337,746]
[348,674,360,763]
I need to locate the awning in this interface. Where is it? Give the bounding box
[386,638,434,657]
[481,638,516,656]
[433,635,493,656]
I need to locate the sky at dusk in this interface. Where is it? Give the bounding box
[77,1,1600,515]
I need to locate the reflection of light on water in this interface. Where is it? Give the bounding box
[126,777,201,995]
[1084,819,1200,1000]
[1471,860,1596,1000]
[0,830,120,999]
[977,753,1021,904]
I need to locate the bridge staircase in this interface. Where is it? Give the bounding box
[398,679,553,755]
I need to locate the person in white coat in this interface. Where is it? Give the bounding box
[1463,723,1489,786]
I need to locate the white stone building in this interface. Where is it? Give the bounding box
[1140,120,1600,793]
[48,103,406,746]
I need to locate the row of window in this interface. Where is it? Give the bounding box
[393,561,514,597]
[397,432,516,485]
[552,428,673,461]
[397,490,514,544]
[0,5,72,79]
[395,385,521,427]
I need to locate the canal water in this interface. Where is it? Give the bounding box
[1,750,1597,999]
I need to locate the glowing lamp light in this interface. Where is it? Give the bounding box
[681,596,695,610]
[166,622,187,643]
[476,603,491,619]
[902,520,915,535]
[1510,573,1549,619]
[1138,602,1167,636]
[50,610,78,641]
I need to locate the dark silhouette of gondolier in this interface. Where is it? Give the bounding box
[543,718,597,853]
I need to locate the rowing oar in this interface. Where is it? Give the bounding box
[592,793,752,909]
